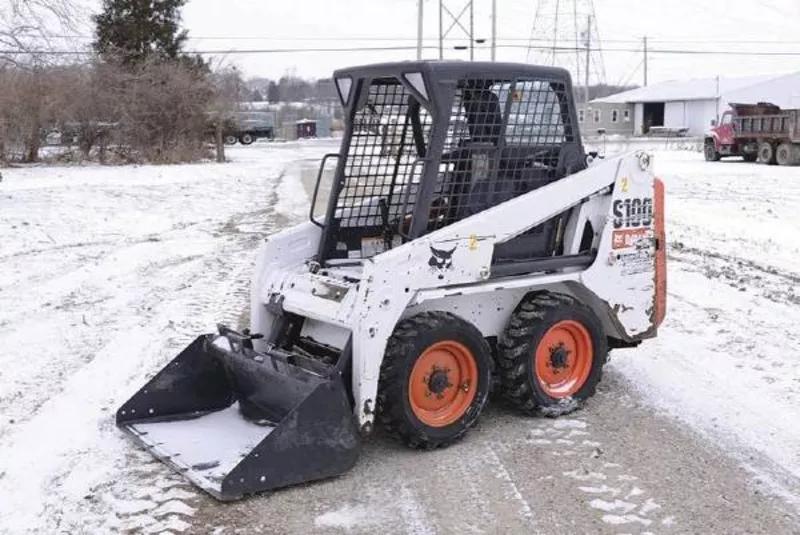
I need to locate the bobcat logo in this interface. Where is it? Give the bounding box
[428,245,456,270]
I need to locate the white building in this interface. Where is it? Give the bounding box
[587,72,800,137]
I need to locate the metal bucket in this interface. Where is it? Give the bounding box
[116,327,360,501]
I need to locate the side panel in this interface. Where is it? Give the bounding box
[349,154,625,428]
[402,281,579,338]
[580,152,659,340]
[250,221,322,352]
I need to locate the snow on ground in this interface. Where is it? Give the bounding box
[1,140,799,533]
[0,140,334,534]
[609,150,800,506]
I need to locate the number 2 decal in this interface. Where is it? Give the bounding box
[620,176,630,193]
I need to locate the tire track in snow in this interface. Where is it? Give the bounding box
[493,416,678,533]
[669,244,800,306]
[483,445,537,527]
[0,149,315,534]
[0,231,263,534]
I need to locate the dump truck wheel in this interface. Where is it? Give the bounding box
[758,142,776,165]
[704,142,720,162]
[776,142,797,166]
[377,311,492,449]
[497,292,608,414]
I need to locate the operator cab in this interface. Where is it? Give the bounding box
[311,61,587,269]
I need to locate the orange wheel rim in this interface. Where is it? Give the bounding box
[408,341,478,427]
[534,320,593,398]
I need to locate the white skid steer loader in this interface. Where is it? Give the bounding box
[117,61,667,501]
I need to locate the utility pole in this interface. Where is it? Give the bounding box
[438,1,478,60]
[584,14,591,104]
[643,35,648,86]
[417,0,424,60]
[491,0,497,60]
[469,0,475,61]
[439,0,444,59]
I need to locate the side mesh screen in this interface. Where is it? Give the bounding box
[425,78,576,263]
[325,78,432,261]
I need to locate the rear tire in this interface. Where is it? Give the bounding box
[377,311,492,449]
[497,292,608,415]
[776,142,796,166]
[758,141,777,165]
[239,133,255,145]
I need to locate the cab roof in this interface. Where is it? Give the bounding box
[332,60,573,84]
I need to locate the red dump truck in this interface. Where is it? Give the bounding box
[704,102,800,165]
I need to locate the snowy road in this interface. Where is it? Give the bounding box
[0,142,798,534]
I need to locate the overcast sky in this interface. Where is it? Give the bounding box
[82,0,800,85]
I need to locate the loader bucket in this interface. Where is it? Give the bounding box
[116,327,361,501]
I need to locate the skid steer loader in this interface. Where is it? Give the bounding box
[117,61,667,501]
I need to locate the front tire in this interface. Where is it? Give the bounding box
[704,141,721,162]
[497,292,608,415]
[377,311,492,449]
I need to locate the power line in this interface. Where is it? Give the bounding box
[18,32,800,45]
[14,33,800,47]
[7,43,800,57]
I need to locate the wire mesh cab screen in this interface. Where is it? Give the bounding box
[429,77,577,263]
[325,77,432,262]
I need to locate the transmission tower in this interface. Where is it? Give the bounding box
[526,0,607,103]
[417,0,497,61]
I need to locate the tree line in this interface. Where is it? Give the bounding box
[1,0,266,165]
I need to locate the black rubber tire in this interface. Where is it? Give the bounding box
[497,291,608,415]
[742,153,758,163]
[224,135,238,145]
[776,142,796,166]
[376,311,492,450]
[704,141,721,162]
[239,133,255,145]
[758,141,776,165]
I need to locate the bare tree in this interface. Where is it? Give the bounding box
[0,64,62,162]
[0,0,79,163]
[0,0,78,67]
[96,55,214,164]
[207,63,246,162]
[52,61,116,160]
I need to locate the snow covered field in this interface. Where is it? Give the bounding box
[0,142,321,533]
[1,141,798,534]
[611,152,800,508]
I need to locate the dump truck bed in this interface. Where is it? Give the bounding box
[733,109,800,143]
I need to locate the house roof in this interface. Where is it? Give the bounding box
[590,73,794,104]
